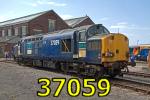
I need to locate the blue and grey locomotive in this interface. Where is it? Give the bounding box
[14,24,129,77]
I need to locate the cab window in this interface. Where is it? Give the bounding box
[61,39,71,52]
[78,30,86,42]
[88,25,110,37]
[88,40,100,50]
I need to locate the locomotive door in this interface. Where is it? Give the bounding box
[86,40,101,64]
[78,30,86,58]
[18,45,21,55]
[17,41,21,56]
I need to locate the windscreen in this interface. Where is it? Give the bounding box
[88,40,101,51]
[87,24,110,38]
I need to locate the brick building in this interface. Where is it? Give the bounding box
[0,10,69,56]
[0,10,94,57]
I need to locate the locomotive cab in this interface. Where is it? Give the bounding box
[86,37,102,64]
[84,24,129,77]
[76,24,110,58]
[86,33,129,77]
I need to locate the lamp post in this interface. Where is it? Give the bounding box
[137,40,139,46]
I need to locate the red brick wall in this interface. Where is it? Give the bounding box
[13,23,28,36]
[28,11,70,35]
[74,17,95,28]
[0,42,16,56]
[4,43,15,52]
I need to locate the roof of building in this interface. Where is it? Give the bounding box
[0,10,53,27]
[7,36,21,43]
[64,16,90,28]
[0,36,20,43]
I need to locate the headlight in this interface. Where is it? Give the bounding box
[105,51,114,57]
[98,53,101,59]
[138,55,140,57]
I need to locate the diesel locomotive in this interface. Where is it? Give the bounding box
[13,24,129,77]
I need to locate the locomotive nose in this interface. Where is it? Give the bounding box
[101,33,129,63]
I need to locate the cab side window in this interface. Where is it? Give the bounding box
[88,40,100,50]
[61,39,71,52]
[78,30,86,42]
[18,41,22,53]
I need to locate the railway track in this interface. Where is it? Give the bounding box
[111,75,150,95]
[112,71,150,95]
[124,71,150,78]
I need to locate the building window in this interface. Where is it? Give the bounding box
[8,29,11,36]
[22,26,27,36]
[5,30,8,36]
[14,27,19,36]
[2,30,5,37]
[48,19,55,32]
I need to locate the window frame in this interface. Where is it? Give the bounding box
[78,30,86,42]
[48,19,55,32]
[21,26,27,36]
[88,40,101,51]
[2,30,5,37]
[8,28,12,36]
[14,27,19,36]
[61,39,72,53]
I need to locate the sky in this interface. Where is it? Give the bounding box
[0,0,150,46]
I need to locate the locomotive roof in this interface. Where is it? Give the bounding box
[44,25,94,38]
[21,28,76,41]
[87,34,109,41]
[21,34,43,41]
[21,24,104,41]
[44,29,76,39]
[74,24,92,30]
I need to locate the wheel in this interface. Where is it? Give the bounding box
[60,63,69,74]
[17,57,22,65]
[94,67,105,80]
[55,62,61,72]
[109,62,121,77]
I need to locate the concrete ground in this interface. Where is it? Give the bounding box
[0,61,150,100]
[128,61,150,73]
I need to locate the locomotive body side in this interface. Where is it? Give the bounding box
[42,31,75,61]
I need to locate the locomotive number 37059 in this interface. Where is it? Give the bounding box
[50,40,59,45]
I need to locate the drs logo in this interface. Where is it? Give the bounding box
[50,40,59,45]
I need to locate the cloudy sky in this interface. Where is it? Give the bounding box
[0,0,150,46]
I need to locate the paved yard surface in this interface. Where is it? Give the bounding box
[0,61,150,100]
[129,62,150,73]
